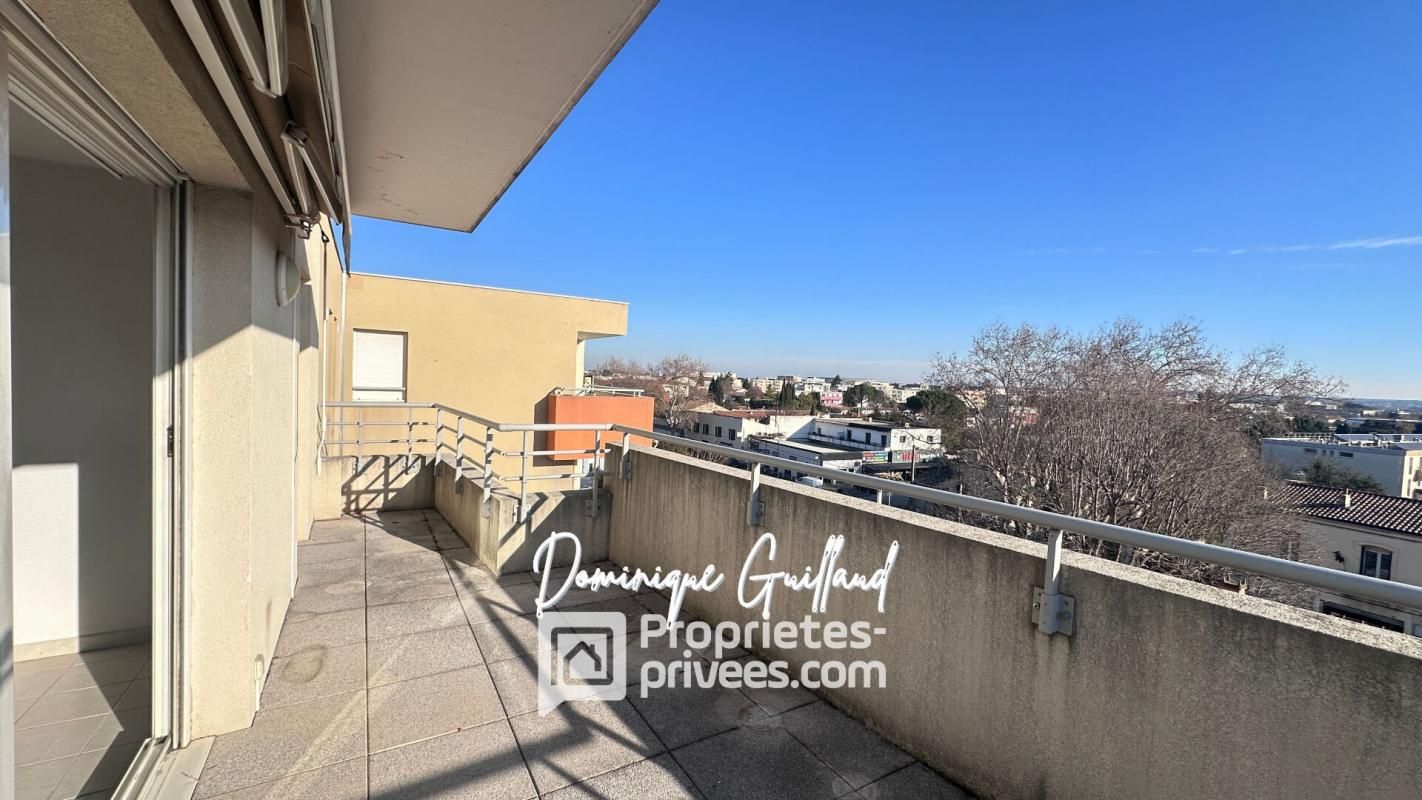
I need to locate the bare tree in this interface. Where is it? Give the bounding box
[927,319,1335,604]
[643,354,710,433]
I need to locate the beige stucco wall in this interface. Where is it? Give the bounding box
[329,274,626,463]
[608,447,1422,800]
[186,187,329,737]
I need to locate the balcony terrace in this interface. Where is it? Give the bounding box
[182,402,1422,800]
[187,510,968,800]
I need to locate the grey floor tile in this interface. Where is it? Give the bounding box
[779,702,913,789]
[16,754,74,800]
[289,578,368,615]
[367,596,467,641]
[298,557,366,588]
[197,758,366,800]
[629,684,766,749]
[624,634,710,687]
[115,678,150,711]
[367,551,447,579]
[15,716,105,766]
[367,569,455,607]
[445,559,533,591]
[50,740,142,799]
[470,614,542,663]
[368,720,536,800]
[455,583,542,623]
[298,541,366,564]
[735,659,816,715]
[83,706,151,753]
[16,653,79,674]
[673,727,852,800]
[543,754,704,800]
[76,645,149,665]
[485,656,539,717]
[306,519,366,544]
[366,535,438,557]
[509,698,663,794]
[274,609,366,657]
[367,625,483,688]
[856,764,971,800]
[14,693,39,721]
[193,691,366,799]
[367,667,505,752]
[50,655,148,693]
[433,533,466,551]
[17,683,127,729]
[15,666,67,700]
[261,643,366,709]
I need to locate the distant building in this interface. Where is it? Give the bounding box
[749,437,870,479]
[1261,435,1422,499]
[807,418,943,462]
[685,409,815,448]
[1281,482,1422,636]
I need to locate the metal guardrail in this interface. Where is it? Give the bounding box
[323,402,1422,632]
[324,402,606,522]
[602,425,1422,629]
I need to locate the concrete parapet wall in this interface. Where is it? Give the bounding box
[433,461,609,574]
[607,447,1422,800]
[316,456,436,521]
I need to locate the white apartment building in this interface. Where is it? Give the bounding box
[686,409,816,448]
[1261,435,1422,499]
[808,418,944,462]
[1282,482,1422,636]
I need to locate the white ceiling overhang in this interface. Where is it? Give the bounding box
[332,0,656,232]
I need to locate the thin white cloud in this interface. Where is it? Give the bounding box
[1208,234,1422,256]
[1326,235,1422,250]
[1027,235,1422,257]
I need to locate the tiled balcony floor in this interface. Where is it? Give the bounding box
[190,509,971,800]
[13,643,151,800]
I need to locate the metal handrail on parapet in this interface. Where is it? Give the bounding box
[323,402,608,522]
[603,424,1422,633]
[320,402,1422,632]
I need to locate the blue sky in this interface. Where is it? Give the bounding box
[351,1,1422,398]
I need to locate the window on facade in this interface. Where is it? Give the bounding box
[716,426,723,438]
[1303,448,1317,454]
[352,330,407,401]
[729,431,738,441]
[1340,451,1354,458]
[1360,546,1393,581]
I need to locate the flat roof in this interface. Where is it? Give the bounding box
[753,437,865,459]
[351,271,627,306]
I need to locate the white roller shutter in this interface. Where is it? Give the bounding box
[352,330,406,401]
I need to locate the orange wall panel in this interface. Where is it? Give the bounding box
[546,394,655,461]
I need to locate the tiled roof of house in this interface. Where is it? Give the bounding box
[1280,482,1422,537]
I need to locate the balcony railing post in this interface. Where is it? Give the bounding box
[405,405,415,473]
[455,416,464,481]
[433,407,442,468]
[355,406,363,460]
[746,462,765,527]
[481,425,493,518]
[518,429,530,522]
[619,432,633,479]
[588,430,603,517]
[1032,529,1075,636]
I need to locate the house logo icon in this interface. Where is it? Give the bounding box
[537,611,626,713]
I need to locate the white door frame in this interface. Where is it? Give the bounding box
[0,3,190,797]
